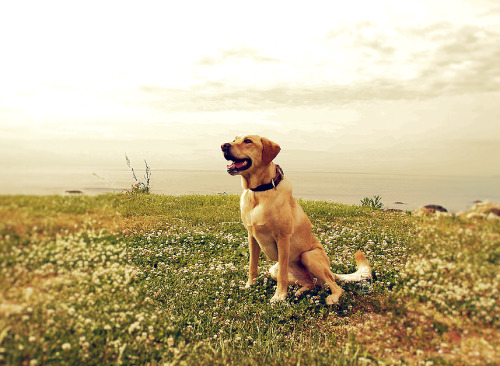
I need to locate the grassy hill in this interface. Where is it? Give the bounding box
[0,194,498,365]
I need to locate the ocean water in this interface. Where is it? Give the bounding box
[1,167,499,213]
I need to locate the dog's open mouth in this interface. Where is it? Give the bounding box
[226,158,252,174]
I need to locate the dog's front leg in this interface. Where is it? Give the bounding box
[246,234,261,288]
[270,234,291,303]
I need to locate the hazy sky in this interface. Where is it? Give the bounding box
[1,0,499,177]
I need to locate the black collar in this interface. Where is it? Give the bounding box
[249,165,284,192]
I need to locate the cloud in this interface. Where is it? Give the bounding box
[255,25,500,102]
[195,46,280,66]
[477,4,500,17]
[326,21,397,56]
[137,21,500,113]
[336,22,500,94]
[418,25,500,94]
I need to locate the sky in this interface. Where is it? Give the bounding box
[1,0,500,178]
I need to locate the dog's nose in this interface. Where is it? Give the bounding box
[221,143,231,152]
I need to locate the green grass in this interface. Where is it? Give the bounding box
[0,194,498,365]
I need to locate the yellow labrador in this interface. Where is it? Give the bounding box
[221,135,372,305]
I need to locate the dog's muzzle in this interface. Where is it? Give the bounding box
[221,143,252,175]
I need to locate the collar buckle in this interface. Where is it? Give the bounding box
[249,165,284,192]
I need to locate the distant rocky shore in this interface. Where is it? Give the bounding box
[413,201,500,219]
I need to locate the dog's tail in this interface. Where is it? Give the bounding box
[334,250,372,282]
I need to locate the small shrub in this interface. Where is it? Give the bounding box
[360,195,383,209]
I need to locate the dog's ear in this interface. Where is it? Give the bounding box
[261,137,281,165]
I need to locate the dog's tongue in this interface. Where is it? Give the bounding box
[228,160,247,169]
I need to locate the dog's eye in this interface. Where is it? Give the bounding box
[244,139,253,143]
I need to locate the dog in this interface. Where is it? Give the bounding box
[221,135,372,305]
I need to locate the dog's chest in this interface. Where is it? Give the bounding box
[240,192,273,226]
[240,197,280,260]
[241,200,267,227]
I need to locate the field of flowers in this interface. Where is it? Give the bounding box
[0,194,498,365]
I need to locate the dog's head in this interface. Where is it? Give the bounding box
[221,135,281,175]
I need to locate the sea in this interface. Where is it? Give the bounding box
[1,167,499,213]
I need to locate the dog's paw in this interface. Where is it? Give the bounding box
[270,292,287,303]
[325,290,344,305]
[245,279,256,288]
[294,285,314,298]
